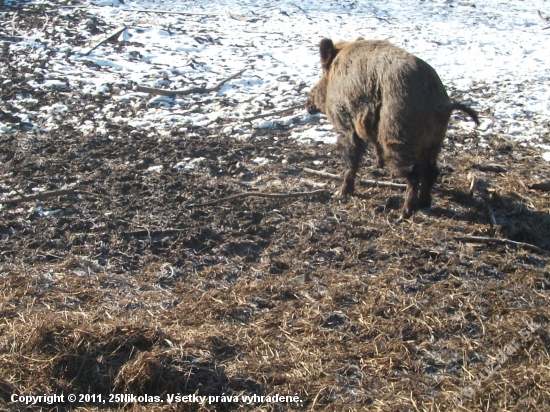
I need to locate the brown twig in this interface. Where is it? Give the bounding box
[62,5,218,16]
[135,69,246,97]
[187,189,328,208]
[303,168,408,189]
[0,189,75,205]
[455,236,549,256]
[123,229,188,237]
[473,163,507,173]
[241,104,304,122]
[80,26,126,56]
[0,189,104,205]
[0,35,43,43]
[508,24,550,34]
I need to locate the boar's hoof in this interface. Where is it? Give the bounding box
[417,195,432,209]
[400,205,416,220]
[334,185,354,198]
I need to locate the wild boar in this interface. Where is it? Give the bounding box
[306,38,479,219]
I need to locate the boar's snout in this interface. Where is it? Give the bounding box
[306,99,320,115]
[306,83,322,115]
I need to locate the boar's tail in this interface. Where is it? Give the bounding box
[448,102,480,126]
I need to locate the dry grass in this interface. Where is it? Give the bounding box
[1,129,550,410]
[1,7,549,410]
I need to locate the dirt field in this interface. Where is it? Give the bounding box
[1,3,550,412]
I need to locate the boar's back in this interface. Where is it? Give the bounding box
[324,40,451,147]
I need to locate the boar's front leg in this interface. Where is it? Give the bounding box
[336,132,366,197]
[418,162,440,209]
[402,165,421,219]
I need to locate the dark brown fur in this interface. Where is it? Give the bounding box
[306,38,479,219]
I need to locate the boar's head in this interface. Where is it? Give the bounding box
[306,38,339,115]
[306,84,323,115]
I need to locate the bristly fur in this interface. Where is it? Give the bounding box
[306,37,479,219]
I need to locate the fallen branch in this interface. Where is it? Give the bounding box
[123,229,187,237]
[242,104,304,122]
[0,189,75,205]
[0,35,44,43]
[125,8,219,16]
[508,24,550,34]
[303,168,408,189]
[187,189,328,208]
[454,236,549,256]
[473,163,507,173]
[0,189,105,205]
[62,5,218,16]
[229,13,264,22]
[80,26,126,56]
[136,69,246,97]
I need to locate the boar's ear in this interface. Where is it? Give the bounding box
[319,38,336,70]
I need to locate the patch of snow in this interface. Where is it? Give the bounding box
[147,165,164,173]
[27,79,68,89]
[291,128,337,144]
[253,120,274,129]
[0,124,14,134]
[253,157,270,165]
[35,206,63,217]
[477,119,494,132]
[173,157,205,171]
[3,0,550,154]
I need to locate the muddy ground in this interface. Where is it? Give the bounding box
[1,3,550,412]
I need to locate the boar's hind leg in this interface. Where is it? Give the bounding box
[402,165,421,219]
[374,141,385,168]
[418,162,440,209]
[336,132,366,197]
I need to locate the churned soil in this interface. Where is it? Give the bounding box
[1,3,549,412]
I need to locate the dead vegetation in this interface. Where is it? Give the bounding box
[1,118,549,411]
[1,3,550,412]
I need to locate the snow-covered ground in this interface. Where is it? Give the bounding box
[2,0,550,160]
